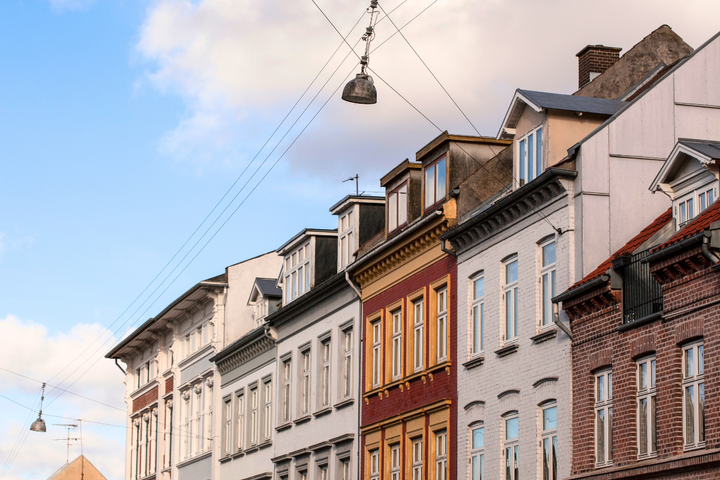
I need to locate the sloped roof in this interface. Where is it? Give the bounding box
[679,141,720,160]
[255,278,282,297]
[519,90,626,115]
[652,200,720,253]
[568,208,673,291]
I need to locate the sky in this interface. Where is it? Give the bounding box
[0,1,719,479]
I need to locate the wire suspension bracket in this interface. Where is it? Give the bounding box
[342,1,380,104]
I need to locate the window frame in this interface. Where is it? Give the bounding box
[470,424,484,480]
[636,356,657,458]
[341,325,353,400]
[391,309,403,380]
[471,272,485,356]
[387,182,409,233]
[249,385,259,446]
[235,390,245,452]
[436,287,448,363]
[503,413,519,480]
[284,242,311,303]
[682,341,705,450]
[319,336,332,409]
[676,182,717,226]
[390,443,401,480]
[435,429,447,480]
[223,397,233,456]
[411,437,423,480]
[517,124,543,185]
[370,449,380,480]
[371,318,382,388]
[540,238,557,329]
[299,347,311,417]
[424,155,447,210]
[503,256,519,343]
[281,357,292,425]
[411,294,425,373]
[594,369,613,468]
[541,402,558,480]
[263,378,272,442]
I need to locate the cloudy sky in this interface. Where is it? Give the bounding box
[1,1,719,479]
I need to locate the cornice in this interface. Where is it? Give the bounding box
[216,335,275,375]
[354,218,450,287]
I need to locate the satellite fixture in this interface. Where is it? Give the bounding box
[30,383,47,433]
[342,0,379,104]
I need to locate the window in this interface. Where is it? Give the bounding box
[595,370,613,467]
[318,465,328,480]
[340,459,350,480]
[263,380,272,441]
[235,392,244,452]
[436,288,448,362]
[471,274,484,355]
[518,125,543,185]
[470,426,484,480]
[320,339,331,408]
[165,401,173,468]
[182,392,190,459]
[413,299,424,372]
[504,415,519,480]
[390,444,401,480]
[542,404,558,480]
[541,240,556,328]
[412,438,423,480]
[284,243,311,302]
[677,184,716,225]
[300,349,311,416]
[223,398,232,456]
[388,183,409,233]
[250,386,258,446]
[425,156,447,208]
[391,310,402,380]
[339,210,355,268]
[370,449,380,480]
[342,328,353,399]
[504,258,519,342]
[636,356,656,458]
[435,430,447,480]
[683,342,705,449]
[281,359,291,424]
[372,320,381,388]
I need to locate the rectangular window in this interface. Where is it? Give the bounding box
[412,438,423,480]
[504,416,519,480]
[683,342,705,449]
[413,299,424,372]
[541,240,556,328]
[250,387,258,446]
[471,426,484,480]
[339,210,355,268]
[637,356,656,458]
[340,459,350,480]
[235,393,244,452]
[321,339,331,408]
[370,449,380,480]
[595,370,613,467]
[436,288,448,362]
[342,328,353,398]
[392,310,402,380]
[542,405,558,480]
[518,125,543,184]
[263,380,272,441]
[472,275,484,354]
[372,320,382,388]
[282,359,291,424]
[504,258,519,342]
[388,183,409,233]
[301,349,311,416]
[284,242,311,303]
[425,156,447,208]
[391,444,401,480]
[435,430,447,480]
[223,398,232,456]
[318,465,328,480]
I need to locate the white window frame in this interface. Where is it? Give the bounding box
[435,430,447,480]
[263,379,272,441]
[391,309,402,380]
[223,397,232,456]
[300,348,311,416]
[541,403,558,480]
[683,341,705,450]
[235,391,244,452]
[503,414,519,480]
[503,257,519,342]
[470,425,484,480]
[284,243,311,303]
[518,124,543,185]
[370,449,380,480]
[471,273,484,355]
[340,458,350,480]
[676,182,717,226]
[413,298,424,372]
[318,464,328,480]
[281,358,291,424]
[424,156,447,209]
[250,386,258,446]
[388,182,409,233]
[320,338,331,408]
[412,437,423,480]
[436,287,448,362]
[595,370,613,467]
[342,327,353,399]
[636,356,656,458]
[371,320,382,388]
[540,239,556,328]
[390,443,401,480]
[339,210,355,269]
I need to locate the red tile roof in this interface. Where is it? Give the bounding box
[568,208,673,291]
[651,199,720,253]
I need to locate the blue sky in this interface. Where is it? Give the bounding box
[1,1,720,479]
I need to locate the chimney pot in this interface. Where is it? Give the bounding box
[576,44,622,89]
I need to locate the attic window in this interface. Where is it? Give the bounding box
[388,182,408,233]
[518,125,543,185]
[676,183,717,226]
[424,156,447,209]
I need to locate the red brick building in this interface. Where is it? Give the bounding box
[558,196,720,479]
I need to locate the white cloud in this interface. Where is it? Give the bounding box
[0,315,126,480]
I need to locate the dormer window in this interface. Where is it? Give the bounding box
[284,243,310,303]
[339,211,354,269]
[424,156,447,209]
[388,183,408,233]
[677,184,716,225]
[518,125,542,185]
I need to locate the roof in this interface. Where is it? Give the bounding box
[649,140,720,193]
[652,199,720,253]
[679,141,720,160]
[254,278,282,298]
[568,208,673,291]
[380,159,421,187]
[498,89,625,137]
[47,455,106,480]
[276,228,337,255]
[328,194,384,214]
[415,131,510,162]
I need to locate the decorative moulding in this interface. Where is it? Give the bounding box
[494,343,519,357]
[530,328,557,344]
[462,356,485,369]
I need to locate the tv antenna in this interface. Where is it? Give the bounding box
[343,174,359,195]
[53,423,78,464]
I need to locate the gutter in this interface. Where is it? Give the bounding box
[115,359,126,375]
[440,237,457,257]
[345,271,362,298]
[642,233,704,264]
[702,231,720,265]
[552,274,610,305]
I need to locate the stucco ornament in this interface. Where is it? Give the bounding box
[193,383,202,395]
[166,399,173,409]
[205,377,214,389]
[182,390,190,401]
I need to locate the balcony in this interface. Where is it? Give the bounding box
[615,249,663,325]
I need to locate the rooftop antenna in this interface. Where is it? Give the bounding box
[53,423,78,464]
[341,0,379,104]
[30,383,47,433]
[343,174,359,195]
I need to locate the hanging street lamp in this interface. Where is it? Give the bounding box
[342,0,379,104]
[30,383,47,433]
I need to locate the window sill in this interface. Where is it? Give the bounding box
[334,398,354,410]
[258,440,273,450]
[231,451,245,459]
[494,343,519,357]
[530,328,557,344]
[244,446,259,454]
[462,356,485,369]
[683,442,706,452]
[219,455,233,464]
[275,423,292,432]
[363,361,452,398]
[637,452,658,461]
[313,407,332,418]
[293,415,311,425]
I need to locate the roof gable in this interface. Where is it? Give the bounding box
[650,141,720,194]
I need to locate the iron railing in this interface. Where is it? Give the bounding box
[621,249,663,324]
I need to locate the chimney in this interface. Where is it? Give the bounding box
[576,45,622,89]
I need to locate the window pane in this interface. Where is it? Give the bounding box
[505,448,511,480]
[472,306,479,353]
[472,456,478,480]
[639,398,647,454]
[543,242,556,266]
[425,165,435,207]
[700,192,706,211]
[686,385,695,444]
[651,395,657,452]
[398,185,408,225]
[514,287,518,338]
[474,277,484,299]
[536,128,543,177]
[514,446,519,479]
[506,417,518,440]
[543,438,550,480]
[688,198,694,218]
[543,273,551,326]
[506,260,518,283]
[651,360,656,388]
[700,382,705,442]
[680,202,686,223]
[609,373,613,399]
[543,406,557,430]
[528,132,534,180]
[709,189,715,204]
[609,407,613,460]
[699,345,704,374]
[639,362,647,390]
[436,158,446,200]
[480,304,484,351]
[389,192,398,231]
[519,140,526,182]
[506,292,512,340]
[472,427,484,449]
[596,410,605,463]
[686,348,694,378]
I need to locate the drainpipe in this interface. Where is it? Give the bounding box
[440,238,457,257]
[552,303,573,341]
[702,231,719,265]
[345,270,362,298]
[115,359,127,375]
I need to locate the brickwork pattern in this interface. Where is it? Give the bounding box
[165,376,174,395]
[132,386,159,414]
[578,48,621,88]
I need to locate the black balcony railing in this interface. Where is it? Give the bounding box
[621,249,663,324]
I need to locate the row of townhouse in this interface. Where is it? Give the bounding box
[106,23,720,480]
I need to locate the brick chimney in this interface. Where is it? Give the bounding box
[576,45,622,89]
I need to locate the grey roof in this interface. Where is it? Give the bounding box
[679,141,720,160]
[255,278,282,297]
[518,89,626,116]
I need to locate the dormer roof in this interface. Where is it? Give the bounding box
[276,228,337,256]
[498,89,626,139]
[247,277,282,306]
[329,195,384,215]
[650,140,720,193]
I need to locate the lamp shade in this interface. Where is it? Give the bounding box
[341,73,377,104]
[30,416,46,433]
